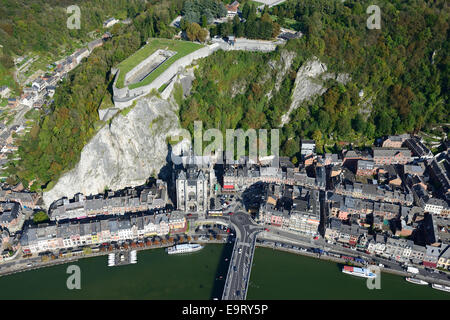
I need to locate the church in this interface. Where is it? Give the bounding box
[175,153,215,213]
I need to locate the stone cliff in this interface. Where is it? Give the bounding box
[43,96,188,208]
[280,57,350,126]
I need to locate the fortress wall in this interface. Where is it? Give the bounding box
[110,41,279,111]
[112,44,221,108]
[123,49,172,85]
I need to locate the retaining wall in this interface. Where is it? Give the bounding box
[109,39,284,112]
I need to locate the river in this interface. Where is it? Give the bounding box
[0,244,448,299]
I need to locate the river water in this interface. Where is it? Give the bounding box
[0,244,448,299]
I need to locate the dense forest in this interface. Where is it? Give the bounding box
[5,0,183,190]
[0,0,182,87]
[210,2,281,40]
[182,0,227,25]
[180,0,449,161]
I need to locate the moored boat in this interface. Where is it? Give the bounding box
[405,277,428,285]
[342,265,377,279]
[167,243,204,255]
[431,283,450,292]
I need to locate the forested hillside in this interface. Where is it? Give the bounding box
[180,0,449,160]
[5,0,183,190]
[0,0,181,88]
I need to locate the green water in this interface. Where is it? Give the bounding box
[0,244,229,300]
[0,244,448,299]
[247,247,450,300]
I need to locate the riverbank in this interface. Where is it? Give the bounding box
[0,243,230,300]
[0,238,227,278]
[248,247,450,300]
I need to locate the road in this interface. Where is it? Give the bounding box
[221,211,263,300]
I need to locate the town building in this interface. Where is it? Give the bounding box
[382,134,410,148]
[404,136,433,159]
[176,160,210,212]
[103,17,119,28]
[437,245,450,270]
[0,202,23,233]
[258,185,321,236]
[423,198,448,215]
[20,211,186,254]
[372,148,412,165]
[49,181,168,221]
[423,244,443,268]
[0,190,39,208]
[356,160,375,176]
[226,1,240,18]
[301,140,316,158]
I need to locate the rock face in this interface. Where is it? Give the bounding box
[43,96,188,208]
[266,50,296,100]
[280,57,351,126]
[280,57,328,126]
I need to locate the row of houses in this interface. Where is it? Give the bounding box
[0,190,39,208]
[325,218,450,269]
[223,162,326,192]
[0,202,24,233]
[20,211,186,254]
[328,193,412,221]
[333,181,414,206]
[256,184,321,236]
[49,180,168,221]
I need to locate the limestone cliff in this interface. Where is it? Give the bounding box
[43,96,188,208]
[280,57,350,126]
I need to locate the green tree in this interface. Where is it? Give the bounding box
[33,211,49,223]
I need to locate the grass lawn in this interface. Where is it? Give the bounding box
[115,38,204,89]
[270,15,301,31]
[251,0,265,6]
[0,63,18,91]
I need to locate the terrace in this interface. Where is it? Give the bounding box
[115,38,204,89]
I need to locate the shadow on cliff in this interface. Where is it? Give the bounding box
[157,143,177,205]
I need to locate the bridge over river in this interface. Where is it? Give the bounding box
[219,211,263,300]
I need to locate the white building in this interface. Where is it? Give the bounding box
[301,140,316,158]
[424,198,447,215]
[103,17,119,28]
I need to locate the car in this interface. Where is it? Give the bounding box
[229,212,234,215]
[313,236,319,240]
[187,213,192,217]
[264,228,269,231]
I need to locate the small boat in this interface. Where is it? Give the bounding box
[108,253,115,267]
[167,243,204,255]
[405,277,428,285]
[342,266,377,279]
[431,283,450,293]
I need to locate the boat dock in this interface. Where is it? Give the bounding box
[108,250,137,267]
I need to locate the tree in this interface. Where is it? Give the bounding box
[201,14,207,28]
[33,211,49,223]
[186,22,207,42]
[312,129,324,153]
